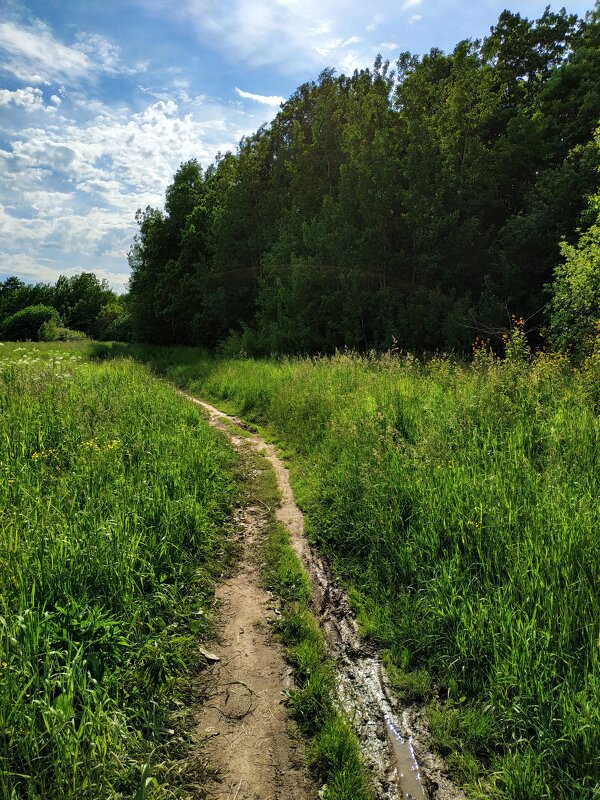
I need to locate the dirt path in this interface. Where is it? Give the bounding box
[188,395,464,800]
[192,411,316,799]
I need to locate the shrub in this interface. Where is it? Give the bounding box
[55,326,88,341]
[39,319,88,342]
[0,304,61,341]
[38,317,59,341]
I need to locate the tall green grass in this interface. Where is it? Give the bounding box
[118,343,600,800]
[0,343,234,798]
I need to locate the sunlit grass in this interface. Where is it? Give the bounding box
[118,343,600,800]
[0,344,234,799]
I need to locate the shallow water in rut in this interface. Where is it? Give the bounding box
[186,394,463,800]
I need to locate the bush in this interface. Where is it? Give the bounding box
[56,327,88,342]
[38,317,59,341]
[0,304,61,341]
[39,319,88,342]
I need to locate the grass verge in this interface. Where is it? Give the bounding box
[0,343,235,799]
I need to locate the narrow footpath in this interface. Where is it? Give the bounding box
[188,395,464,800]
[192,405,316,800]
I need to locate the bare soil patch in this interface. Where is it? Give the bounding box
[197,505,315,800]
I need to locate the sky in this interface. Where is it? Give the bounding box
[0,0,595,292]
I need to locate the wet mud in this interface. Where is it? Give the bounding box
[187,394,464,800]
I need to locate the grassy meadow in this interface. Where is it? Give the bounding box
[0,343,234,799]
[112,342,600,800]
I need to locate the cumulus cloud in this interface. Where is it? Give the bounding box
[235,87,285,107]
[408,14,423,25]
[0,86,49,112]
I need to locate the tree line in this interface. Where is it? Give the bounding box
[131,7,600,354]
[0,273,130,342]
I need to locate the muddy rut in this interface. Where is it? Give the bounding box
[188,394,464,800]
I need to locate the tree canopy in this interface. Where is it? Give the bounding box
[0,273,130,342]
[128,6,600,354]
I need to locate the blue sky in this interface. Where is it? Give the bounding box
[0,0,595,291]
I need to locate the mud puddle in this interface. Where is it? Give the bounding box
[187,394,464,800]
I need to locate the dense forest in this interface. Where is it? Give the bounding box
[128,6,600,356]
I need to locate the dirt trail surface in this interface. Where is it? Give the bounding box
[197,501,315,800]
[187,394,464,800]
[192,422,316,798]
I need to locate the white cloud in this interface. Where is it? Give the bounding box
[379,42,399,52]
[23,190,73,217]
[0,19,91,84]
[402,0,423,9]
[309,20,333,36]
[75,32,121,73]
[408,14,423,25]
[0,18,146,86]
[164,0,387,74]
[0,86,48,112]
[366,13,384,31]
[235,87,285,107]
[74,32,146,76]
[338,51,363,75]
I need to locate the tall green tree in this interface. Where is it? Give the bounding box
[127,5,600,355]
[53,272,114,335]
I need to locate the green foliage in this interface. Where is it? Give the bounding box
[0,345,234,798]
[0,274,127,341]
[127,8,600,354]
[93,297,132,341]
[128,346,600,799]
[38,316,59,341]
[128,160,219,345]
[39,318,88,342]
[0,277,55,324]
[547,131,600,358]
[0,304,61,341]
[53,273,114,335]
